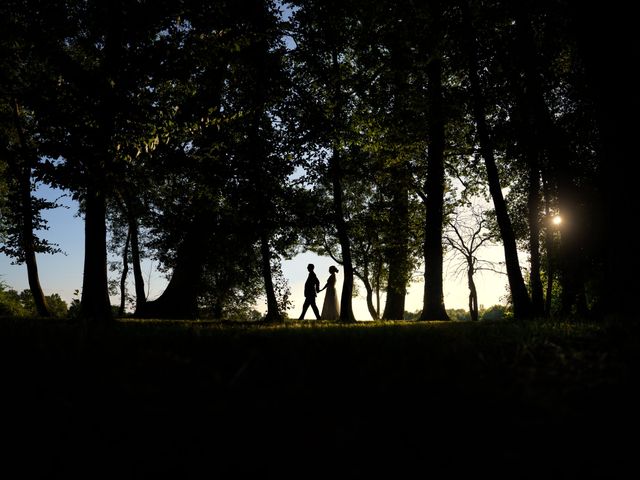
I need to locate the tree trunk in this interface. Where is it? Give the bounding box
[79,0,122,324]
[374,257,382,318]
[419,53,449,321]
[355,270,379,321]
[260,231,282,322]
[11,99,51,317]
[536,103,584,315]
[329,148,356,323]
[381,35,412,321]
[463,4,532,319]
[365,282,378,321]
[129,212,146,313]
[468,262,478,322]
[382,172,409,320]
[569,1,637,320]
[80,184,112,322]
[329,49,356,323]
[512,4,593,318]
[563,1,638,320]
[118,227,130,316]
[508,7,547,318]
[542,176,555,317]
[244,7,283,323]
[527,163,544,316]
[137,221,203,319]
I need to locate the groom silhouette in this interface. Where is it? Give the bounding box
[298,263,321,320]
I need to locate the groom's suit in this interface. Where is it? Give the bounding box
[299,271,321,319]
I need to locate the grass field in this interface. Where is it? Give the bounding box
[1,317,638,478]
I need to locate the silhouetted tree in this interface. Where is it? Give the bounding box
[461,1,532,319]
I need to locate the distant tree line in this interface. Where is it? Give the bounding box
[0,0,636,323]
[0,282,68,317]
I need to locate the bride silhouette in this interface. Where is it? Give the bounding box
[319,266,340,321]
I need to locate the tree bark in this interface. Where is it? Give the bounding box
[260,231,282,322]
[329,49,356,323]
[10,99,51,317]
[565,1,638,320]
[118,227,130,316]
[128,212,146,313]
[78,0,123,324]
[500,4,573,318]
[80,183,112,321]
[329,147,356,323]
[354,270,379,321]
[468,261,478,322]
[527,163,545,316]
[542,176,555,316]
[462,3,532,319]
[136,223,203,319]
[419,54,449,321]
[381,32,412,321]
[382,172,409,320]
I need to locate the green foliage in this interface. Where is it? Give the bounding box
[19,289,68,318]
[67,297,81,319]
[447,308,471,322]
[43,293,69,318]
[480,304,510,321]
[0,283,27,316]
[0,284,68,317]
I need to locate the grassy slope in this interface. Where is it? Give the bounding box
[1,318,638,478]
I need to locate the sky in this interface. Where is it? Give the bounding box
[1,185,512,320]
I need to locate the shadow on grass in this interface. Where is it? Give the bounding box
[1,317,638,478]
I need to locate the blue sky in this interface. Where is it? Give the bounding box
[1,185,509,319]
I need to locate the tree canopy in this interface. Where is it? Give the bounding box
[1,0,635,322]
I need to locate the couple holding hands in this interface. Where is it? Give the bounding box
[298,263,340,321]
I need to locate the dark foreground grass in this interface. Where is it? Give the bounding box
[1,317,639,478]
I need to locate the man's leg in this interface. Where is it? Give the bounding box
[310,299,320,320]
[298,298,311,320]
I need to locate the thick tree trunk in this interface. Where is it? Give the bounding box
[463,4,532,319]
[382,173,409,320]
[329,49,356,323]
[566,1,637,319]
[579,9,634,319]
[11,99,51,317]
[137,222,203,319]
[329,148,356,323]
[80,184,112,321]
[244,7,283,323]
[381,36,411,321]
[79,1,121,324]
[260,232,282,322]
[419,54,449,321]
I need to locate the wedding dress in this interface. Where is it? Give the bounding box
[320,273,340,320]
